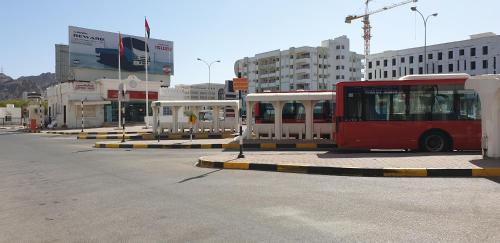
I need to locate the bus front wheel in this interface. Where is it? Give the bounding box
[419,131,452,152]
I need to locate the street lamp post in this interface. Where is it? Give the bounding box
[197,58,221,100]
[411,7,438,74]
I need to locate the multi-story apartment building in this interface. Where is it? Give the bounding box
[366,32,500,80]
[235,36,363,93]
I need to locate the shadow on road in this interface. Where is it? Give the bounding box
[317,150,480,159]
[177,169,222,183]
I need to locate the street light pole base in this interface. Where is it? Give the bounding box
[237,153,245,159]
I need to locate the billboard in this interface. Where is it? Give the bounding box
[69,26,173,76]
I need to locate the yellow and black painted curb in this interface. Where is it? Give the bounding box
[79,133,234,140]
[196,158,500,177]
[94,142,336,150]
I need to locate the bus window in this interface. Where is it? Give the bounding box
[282,102,305,123]
[458,90,481,120]
[345,86,407,121]
[344,88,363,121]
[254,103,275,123]
[313,101,333,122]
[409,86,435,120]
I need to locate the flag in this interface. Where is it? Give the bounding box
[145,18,150,38]
[118,32,124,56]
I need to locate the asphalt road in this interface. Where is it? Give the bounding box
[1,129,499,242]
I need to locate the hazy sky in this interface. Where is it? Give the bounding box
[1,0,499,85]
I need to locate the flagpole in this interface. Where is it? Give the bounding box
[145,17,149,129]
[118,32,122,128]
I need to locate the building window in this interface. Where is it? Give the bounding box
[418,55,423,63]
[438,65,443,73]
[483,60,488,69]
[483,46,488,55]
[409,56,414,64]
[401,57,405,63]
[290,55,294,59]
[418,67,423,74]
[428,53,433,60]
[392,58,396,66]
[459,49,465,56]
[336,45,340,49]
[383,60,388,67]
[464,60,467,70]
[448,50,453,59]
[376,60,380,66]
[438,52,443,60]
[471,48,476,56]
[448,63,453,72]
[368,61,373,68]
[383,71,388,78]
[471,61,476,70]
[409,68,414,75]
[392,70,396,77]
[342,45,345,49]
[457,60,460,71]
[368,73,373,79]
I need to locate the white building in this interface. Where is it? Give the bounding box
[46,76,162,128]
[0,104,22,125]
[366,32,500,80]
[235,36,363,93]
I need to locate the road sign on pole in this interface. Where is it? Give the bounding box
[233,78,248,91]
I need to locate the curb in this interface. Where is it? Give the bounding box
[79,133,234,140]
[196,158,500,177]
[94,142,336,150]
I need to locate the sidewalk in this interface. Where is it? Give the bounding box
[197,151,500,177]
[45,125,152,135]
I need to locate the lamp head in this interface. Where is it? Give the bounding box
[411,6,417,11]
[432,13,438,17]
[197,58,201,61]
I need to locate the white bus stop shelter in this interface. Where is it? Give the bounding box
[152,100,240,135]
[246,91,336,140]
[465,74,500,158]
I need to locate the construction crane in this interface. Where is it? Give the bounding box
[346,0,418,79]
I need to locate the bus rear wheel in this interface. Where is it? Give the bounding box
[420,131,452,152]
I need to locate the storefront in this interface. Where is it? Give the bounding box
[46,75,161,128]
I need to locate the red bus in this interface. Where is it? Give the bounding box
[334,74,481,152]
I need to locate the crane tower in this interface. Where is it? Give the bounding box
[346,0,418,79]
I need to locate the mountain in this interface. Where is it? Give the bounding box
[0,72,57,100]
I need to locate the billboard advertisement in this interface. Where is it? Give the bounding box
[69,26,173,76]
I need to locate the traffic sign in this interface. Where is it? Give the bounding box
[233,78,248,91]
